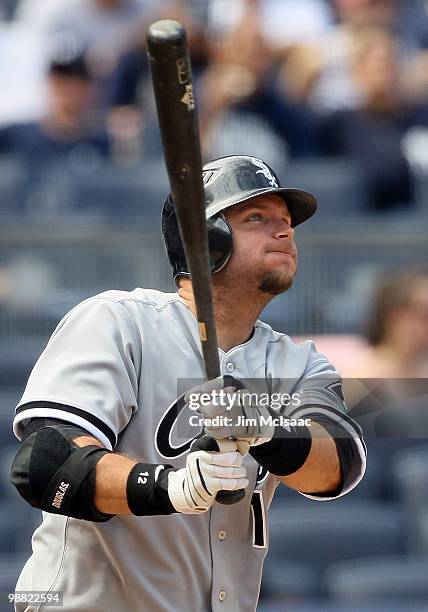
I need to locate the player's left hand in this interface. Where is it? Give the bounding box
[185,376,275,447]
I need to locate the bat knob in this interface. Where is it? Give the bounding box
[190,436,246,505]
[147,20,185,45]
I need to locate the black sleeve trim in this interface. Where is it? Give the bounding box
[302,414,364,497]
[16,401,117,448]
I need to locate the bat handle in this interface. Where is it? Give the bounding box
[190,435,246,505]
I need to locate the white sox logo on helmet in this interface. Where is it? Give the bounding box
[251,158,278,188]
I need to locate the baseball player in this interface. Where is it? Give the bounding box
[10,155,366,612]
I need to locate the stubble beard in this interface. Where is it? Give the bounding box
[216,251,297,300]
[257,268,296,296]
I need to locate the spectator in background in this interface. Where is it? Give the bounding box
[401,0,428,107]
[278,0,399,113]
[318,27,428,210]
[41,0,156,109]
[331,0,397,29]
[106,0,208,161]
[108,0,208,108]
[0,19,47,126]
[205,0,333,57]
[0,0,16,21]
[311,0,400,112]
[198,0,319,168]
[353,269,428,378]
[15,0,70,30]
[256,0,333,108]
[346,268,428,437]
[107,0,320,166]
[0,37,110,164]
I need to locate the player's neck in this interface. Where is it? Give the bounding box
[177,279,265,352]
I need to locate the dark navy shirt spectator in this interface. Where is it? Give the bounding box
[0,36,110,164]
[319,26,428,210]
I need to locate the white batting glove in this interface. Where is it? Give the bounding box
[167,439,249,514]
[185,376,275,447]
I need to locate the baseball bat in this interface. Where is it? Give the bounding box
[146,20,244,505]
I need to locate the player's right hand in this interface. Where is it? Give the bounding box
[166,439,249,514]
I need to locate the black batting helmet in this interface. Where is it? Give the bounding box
[161,155,317,282]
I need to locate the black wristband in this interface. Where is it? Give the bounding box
[249,425,312,476]
[126,462,177,516]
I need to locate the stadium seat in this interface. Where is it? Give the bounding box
[0,444,19,501]
[412,166,428,215]
[0,407,19,453]
[0,446,41,555]
[361,438,427,502]
[326,555,428,604]
[0,503,21,554]
[391,445,428,551]
[70,158,168,221]
[0,155,27,214]
[0,495,40,557]
[0,339,43,386]
[414,507,428,555]
[261,561,323,602]
[267,500,405,574]
[258,601,428,612]
[0,554,27,611]
[279,158,367,218]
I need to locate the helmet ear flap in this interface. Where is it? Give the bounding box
[161,196,233,280]
[161,195,187,276]
[207,214,233,273]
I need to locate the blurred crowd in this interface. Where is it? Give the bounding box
[1,4,428,608]
[1,0,428,210]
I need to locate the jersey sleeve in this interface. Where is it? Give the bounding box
[13,297,141,450]
[287,343,366,501]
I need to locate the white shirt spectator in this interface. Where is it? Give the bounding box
[45,0,153,52]
[260,0,334,49]
[0,23,47,125]
[207,0,333,48]
[15,0,70,31]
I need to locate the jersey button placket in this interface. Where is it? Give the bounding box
[225,362,235,373]
[210,504,238,610]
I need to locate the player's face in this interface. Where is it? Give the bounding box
[222,195,297,296]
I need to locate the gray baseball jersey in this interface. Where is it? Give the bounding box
[13,288,366,612]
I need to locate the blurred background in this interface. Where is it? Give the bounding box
[1,0,428,610]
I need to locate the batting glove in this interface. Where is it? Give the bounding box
[185,376,275,447]
[166,438,249,514]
